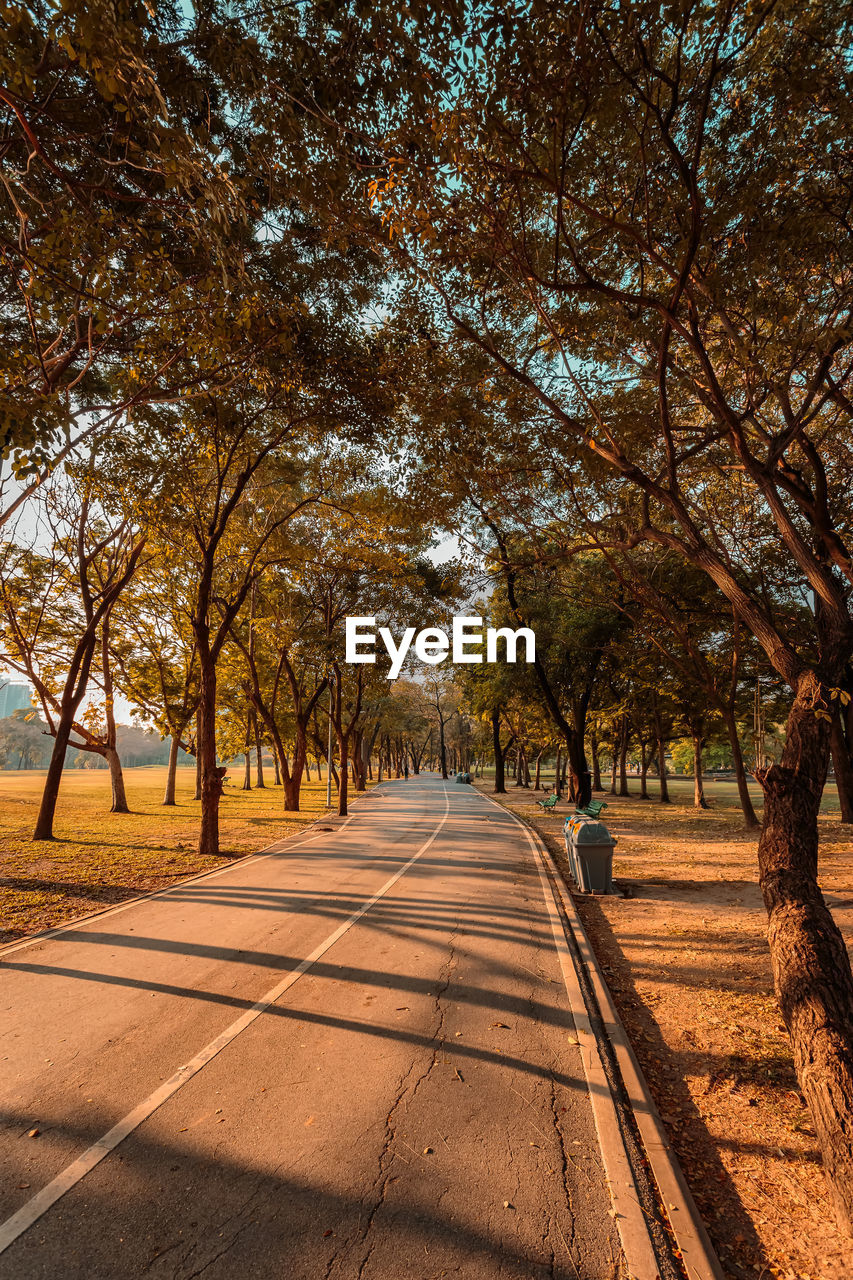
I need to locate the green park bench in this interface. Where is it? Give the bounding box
[537,793,559,812]
[575,799,607,819]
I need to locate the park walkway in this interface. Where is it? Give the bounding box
[0,776,655,1278]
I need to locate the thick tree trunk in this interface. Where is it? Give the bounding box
[198,655,223,856]
[106,746,129,814]
[163,735,180,806]
[242,751,252,791]
[609,747,618,795]
[693,735,709,809]
[492,709,506,794]
[657,737,670,803]
[758,687,853,1230]
[723,707,760,827]
[554,745,562,799]
[831,711,853,824]
[283,759,304,812]
[33,716,74,840]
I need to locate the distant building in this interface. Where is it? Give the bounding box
[0,682,34,718]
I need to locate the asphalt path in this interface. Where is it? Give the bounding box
[0,774,625,1279]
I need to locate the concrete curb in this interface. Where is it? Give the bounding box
[478,787,725,1280]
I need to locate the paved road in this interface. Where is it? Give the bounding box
[0,775,625,1279]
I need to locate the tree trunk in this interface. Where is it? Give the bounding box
[591,732,602,792]
[355,732,368,791]
[101,620,129,813]
[163,735,180,806]
[639,741,649,800]
[198,653,223,856]
[554,745,562,799]
[831,710,853,824]
[273,750,281,786]
[693,734,709,809]
[618,720,630,796]
[758,687,853,1230]
[609,747,618,795]
[242,751,252,791]
[533,751,542,790]
[33,716,74,839]
[283,754,304,812]
[338,735,349,817]
[723,707,760,827]
[253,712,266,788]
[194,704,202,801]
[657,737,670,803]
[106,746,129,814]
[492,709,507,794]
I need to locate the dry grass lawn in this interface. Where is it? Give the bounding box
[0,765,339,945]
[476,773,853,1280]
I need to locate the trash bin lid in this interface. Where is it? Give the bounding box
[573,821,612,844]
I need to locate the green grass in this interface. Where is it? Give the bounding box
[0,765,343,944]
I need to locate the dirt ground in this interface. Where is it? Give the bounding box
[0,765,338,945]
[474,773,853,1280]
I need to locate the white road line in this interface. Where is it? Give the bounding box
[475,790,661,1280]
[0,787,451,1258]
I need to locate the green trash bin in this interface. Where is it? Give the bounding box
[567,819,617,894]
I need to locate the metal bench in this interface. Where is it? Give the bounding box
[537,793,559,811]
[575,798,607,819]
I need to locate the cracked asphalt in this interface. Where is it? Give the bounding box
[0,775,624,1279]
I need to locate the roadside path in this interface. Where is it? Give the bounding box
[1,775,630,1278]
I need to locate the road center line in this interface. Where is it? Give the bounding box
[0,787,451,1258]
